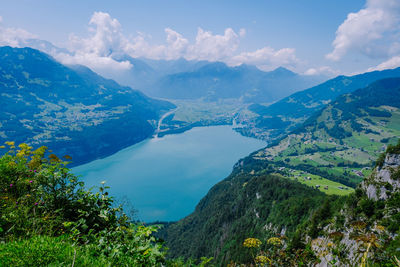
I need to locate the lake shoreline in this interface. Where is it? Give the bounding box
[72,125,267,222]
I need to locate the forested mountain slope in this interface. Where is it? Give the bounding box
[161,78,400,265]
[253,78,400,189]
[0,46,174,165]
[243,67,400,140]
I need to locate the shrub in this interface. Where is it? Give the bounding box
[0,142,169,266]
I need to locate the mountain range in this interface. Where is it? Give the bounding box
[1,43,400,265]
[83,54,325,104]
[240,66,400,140]
[19,39,327,104]
[147,63,324,102]
[0,46,174,165]
[160,77,400,265]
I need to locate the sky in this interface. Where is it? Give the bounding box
[1,0,400,77]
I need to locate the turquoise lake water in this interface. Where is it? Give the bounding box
[72,125,266,222]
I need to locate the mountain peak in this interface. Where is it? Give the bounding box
[198,61,229,73]
[235,63,262,72]
[271,66,296,76]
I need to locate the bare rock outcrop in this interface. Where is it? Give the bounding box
[362,153,400,200]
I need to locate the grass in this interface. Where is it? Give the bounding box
[385,109,400,131]
[0,236,110,267]
[258,106,400,192]
[276,170,354,196]
[170,99,250,123]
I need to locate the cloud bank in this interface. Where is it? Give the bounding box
[303,66,339,77]
[367,56,400,72]
[54,12,301,73]
[0,16,38,47]
[327,0,400,71]
[0,12,308,74]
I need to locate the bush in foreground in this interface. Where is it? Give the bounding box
[0,142,214,266]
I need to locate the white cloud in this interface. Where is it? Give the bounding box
[62,11,132,72]
[0,12,303,74]
[164,28,189,60]
[123,33,164,59]
[327,0,400,61]
[304,66,339,77]
[367,56,400,71]
[0,17,37,47]
[54,52,132,72]
[229,46,299,71]
[64,13,300,72]
[186,27,240,61]
[63,13,274,69]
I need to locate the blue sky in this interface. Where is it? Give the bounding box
[1,0,399,76]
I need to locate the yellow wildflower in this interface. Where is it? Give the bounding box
[375,225,385,232]
[267,237,282,246]
[255,255,271,264]
[18,143,32,150]
[243,238,262,248]
[351,221,367,230]
[5,141,15,146]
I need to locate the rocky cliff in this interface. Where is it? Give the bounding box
[311,141,400,266]
[363,153,400,200]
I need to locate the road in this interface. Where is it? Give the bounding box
[154,108,177,138]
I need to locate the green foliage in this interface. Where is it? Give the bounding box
[376,152,387,168]
[163,134,400,266]
[251,69,400,141]
[386,139,400,154]
[0,235,109,266]
[0,234,211,267]
[0,142,171,266]
[0,142,120,240]
[161,160,327,265]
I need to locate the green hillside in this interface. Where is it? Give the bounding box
[254,78,400,189]
[0,46,174,165]
[242,67,400,140]
[161,78,400,265]
[160,164,327,264]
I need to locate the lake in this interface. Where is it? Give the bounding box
[73,125,266,222]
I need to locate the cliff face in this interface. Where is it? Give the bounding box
[311,144,400,266]
[363,153,400,200]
